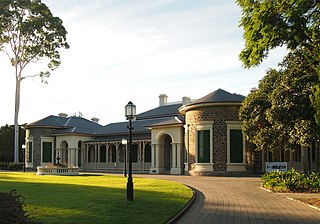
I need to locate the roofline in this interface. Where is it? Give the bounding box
[52,133,96,137]
[23,125,67,130]
[137,113,181,120]
[145,123,184,129]
[94,130,149,137]
[179,102,242,114]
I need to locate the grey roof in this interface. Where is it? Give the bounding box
[145,116,184,128]
[25,115,103,135]
[136,103,182,120]
[95,116,181,135]
[25,115,68,127]
[191,88,245,105]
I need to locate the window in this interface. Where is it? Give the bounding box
[42,142,52,163]
[88,145,95,162]
[197,130,210,163]
[119,147,125,162]
[227,121,246,171]
[27,141,33,162]
[111,146,116,163]
[100,145,106,162]
[131,144,138,162]
[230,130,243,163]
[144,144,151,162]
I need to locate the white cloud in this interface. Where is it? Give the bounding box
[0,0,286,126]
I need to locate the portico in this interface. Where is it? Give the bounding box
[148,119,185,175]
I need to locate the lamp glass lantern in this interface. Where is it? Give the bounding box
[125,101,136,119]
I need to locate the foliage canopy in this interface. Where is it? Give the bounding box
[237,0,320,151]
[0,0,69,162]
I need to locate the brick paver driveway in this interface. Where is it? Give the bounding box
[142,175,320,224]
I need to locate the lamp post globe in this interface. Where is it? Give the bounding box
[125,101,136,201]
[22,144,26,172]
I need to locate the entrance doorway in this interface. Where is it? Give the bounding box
[163,135,172,171]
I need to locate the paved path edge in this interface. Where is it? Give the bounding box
[167,185,197,224]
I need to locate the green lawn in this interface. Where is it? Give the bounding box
[0,172,192,224]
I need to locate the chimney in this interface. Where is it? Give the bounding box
[91,117,99,124]
[58,113,68,118]
[182,96,191,105]
[159,94,168,106]
[250,87,258,93]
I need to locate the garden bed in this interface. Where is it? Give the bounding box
[262,168,320,210]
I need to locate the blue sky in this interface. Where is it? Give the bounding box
[0,0,285,126]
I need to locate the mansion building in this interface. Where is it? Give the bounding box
[24,89,320,175]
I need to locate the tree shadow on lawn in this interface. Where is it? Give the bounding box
[0,178,190,224]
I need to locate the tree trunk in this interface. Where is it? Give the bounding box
[14,73,21,163]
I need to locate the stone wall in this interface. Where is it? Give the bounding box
[185,105,260,176]
[26,128,57,169]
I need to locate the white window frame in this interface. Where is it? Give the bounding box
[26,137,33,168]
[41,137,54,165]
[226,121,246,171]
[194,122,214,172]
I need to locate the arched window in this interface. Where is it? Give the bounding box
[131,144,138,163]
[144,143,151,162]
[108,144,116,163]
[119,146,125,162]
[78,141,82,167]
[88,145,95,162]
[100,145,107,162]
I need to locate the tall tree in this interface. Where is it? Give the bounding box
[0,0,69,162]
[0,124,25,162]
[237,0,320,150]
[237,0,319,68]
[240,50,319,151]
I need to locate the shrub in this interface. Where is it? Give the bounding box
[8,163,23,171]
[0,189,42,224]
[261,168,320,192]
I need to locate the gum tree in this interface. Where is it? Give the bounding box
[237,0,320,123]
[0,0,69,162]
[237,0,320,150]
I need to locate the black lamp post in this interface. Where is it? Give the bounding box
[122,138,127,177]
[125,101,136,201]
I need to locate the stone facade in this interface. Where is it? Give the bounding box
[24,89,267,176]
[26,128,57,169]
[184,105,261,176]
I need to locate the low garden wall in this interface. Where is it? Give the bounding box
[36,166,79,176]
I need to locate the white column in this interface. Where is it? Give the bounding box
[97,145,100,169]
[106,144,109,169]
[81,147,84,169]
[94,144,97,170]
[177,144,182,168]
[151,144,155,168]
[67,148,71,167]
[69,149,73,167]
[155,144,159,168]
[171,144,182,175]
[75,148,79,168]
[172,143,177,168]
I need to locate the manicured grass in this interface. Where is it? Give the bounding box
[0,172,192,224]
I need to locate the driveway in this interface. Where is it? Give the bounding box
[140,175,320,224]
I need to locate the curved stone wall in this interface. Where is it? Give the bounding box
[185,105,260,175]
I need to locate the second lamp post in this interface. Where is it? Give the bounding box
[125,101,136,201]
